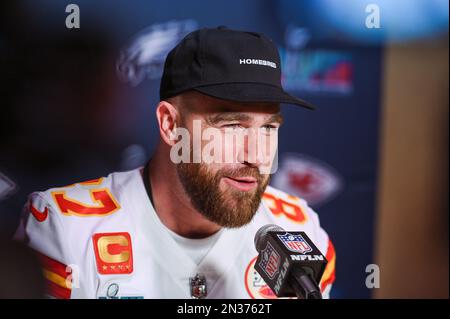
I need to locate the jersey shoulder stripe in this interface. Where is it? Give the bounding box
[36,251,72,299]
[320,240,336,293]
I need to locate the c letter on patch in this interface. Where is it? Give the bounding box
[93,232,133,275]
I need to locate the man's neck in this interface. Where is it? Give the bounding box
[146,149,221,239]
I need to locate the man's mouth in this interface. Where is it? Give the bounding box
[223,176,258,191]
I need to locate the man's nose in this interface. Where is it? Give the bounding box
[236,128,266,167]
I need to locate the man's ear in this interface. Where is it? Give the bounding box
[156,100,180,146]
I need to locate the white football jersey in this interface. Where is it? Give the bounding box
[14,167,336,299]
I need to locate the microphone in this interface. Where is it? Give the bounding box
[254,224,328,299]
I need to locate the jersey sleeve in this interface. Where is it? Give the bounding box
[262,187,337,299]
[14,192,74,299]
[304,204,336,299]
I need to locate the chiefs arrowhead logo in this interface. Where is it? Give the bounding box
[272,153,343,207]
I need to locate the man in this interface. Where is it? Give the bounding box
[15,27,335,299]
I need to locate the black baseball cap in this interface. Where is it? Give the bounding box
[160,26,315,110]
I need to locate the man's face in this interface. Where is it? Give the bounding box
[172,92,282,228]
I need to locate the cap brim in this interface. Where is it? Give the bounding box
[193,83,316,110]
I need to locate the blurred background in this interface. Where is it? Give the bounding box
[0,0,448,298]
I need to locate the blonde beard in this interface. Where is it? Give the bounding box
[176,162,270,228]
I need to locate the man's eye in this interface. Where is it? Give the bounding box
[223,123,243,129]
[261,125,278,131]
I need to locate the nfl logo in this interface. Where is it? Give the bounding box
[190,274,207,299]
[258,242,280,280]
[277,233,313,254]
